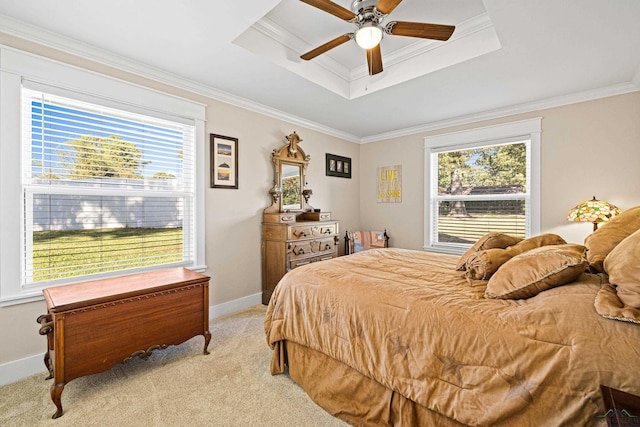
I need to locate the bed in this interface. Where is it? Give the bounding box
[264,208,640,426]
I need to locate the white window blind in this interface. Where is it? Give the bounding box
[22,89,196,285]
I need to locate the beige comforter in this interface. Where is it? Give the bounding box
[265,248,640,426]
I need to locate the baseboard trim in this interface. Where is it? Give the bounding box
[0,293,265,386]
[210,292,263,319]
[0,353,46,386]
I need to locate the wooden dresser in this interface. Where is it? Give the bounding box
[262,212,339,304]
[37,267,211,418]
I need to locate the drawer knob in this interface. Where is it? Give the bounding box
[293,230,308,237]
[293,247,305,255]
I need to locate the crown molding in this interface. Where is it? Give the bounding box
[0,14,361,143]
[360,81,640,144]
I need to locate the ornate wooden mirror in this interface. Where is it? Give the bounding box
[265,132,312,214]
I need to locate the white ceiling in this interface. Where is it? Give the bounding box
[0,0,639,142]
[234,0,501,99]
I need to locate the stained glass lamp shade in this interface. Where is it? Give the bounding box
[567,196,621,231]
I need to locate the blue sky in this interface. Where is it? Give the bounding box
[30,98,185,179]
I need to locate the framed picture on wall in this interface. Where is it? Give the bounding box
[326,153,351,178]
[210,134,238,189]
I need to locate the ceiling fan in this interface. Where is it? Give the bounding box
[299,0,455,76]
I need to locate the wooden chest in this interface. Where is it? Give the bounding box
[37,267,211,418]
[261,218,339,304]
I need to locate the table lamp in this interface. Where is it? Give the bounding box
[567,196,621,231]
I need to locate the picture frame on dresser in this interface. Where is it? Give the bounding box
[210,134,238,189]
[326,153,351,178]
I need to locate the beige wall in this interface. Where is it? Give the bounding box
[360,91,640,249]
[0,35,360,366]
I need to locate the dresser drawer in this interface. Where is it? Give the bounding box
[290,257,315,269]
[290,241,314,259]
[317,252,337,262]
[289,225,314,240]
[311,224,337,237]
[289,252,337,270]
[289,222,338,240]
[314,237,336,254]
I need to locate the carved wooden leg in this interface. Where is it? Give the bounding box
[50,382,65,419]
[43,351,53,380]
[203,331,211,355]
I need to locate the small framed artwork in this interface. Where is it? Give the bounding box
[210,134,238,189]
[326,153,351,178]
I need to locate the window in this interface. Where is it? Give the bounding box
[22,90,195,284]
[0,48,205,304]
[424,118,541,253]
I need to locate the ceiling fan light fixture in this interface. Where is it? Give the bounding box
[355,22,383,49]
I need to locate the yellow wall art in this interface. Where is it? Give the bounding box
[377,165,402,203]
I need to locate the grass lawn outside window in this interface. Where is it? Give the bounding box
[33,228,183,282]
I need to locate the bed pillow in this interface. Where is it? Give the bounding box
[484,244,588,300]
[594,284,640,325]
[604,228,640,308]
[455,232,522,271]
[506,233,567,253]
[584,206,640,272]
[465,233,567,280]
[464,248,514,280]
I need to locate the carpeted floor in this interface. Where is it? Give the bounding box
[0,305,348,426]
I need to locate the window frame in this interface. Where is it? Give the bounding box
[0,47,206,305]
[423,118,541,254]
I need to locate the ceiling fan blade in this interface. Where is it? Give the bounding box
[375,0,403,15]
[301,34,352,60]
[387,21,455,41]
[300,0,356,21]
[366,44,383,76]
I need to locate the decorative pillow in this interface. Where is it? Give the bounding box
[584,206,640,272]
[484,244,588,300]
[465,233,567,280]
[604,228,640,308]
[594,284,640,325]
[465,248,519,280]
[455,232,522,271]
[508,233,567,253]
